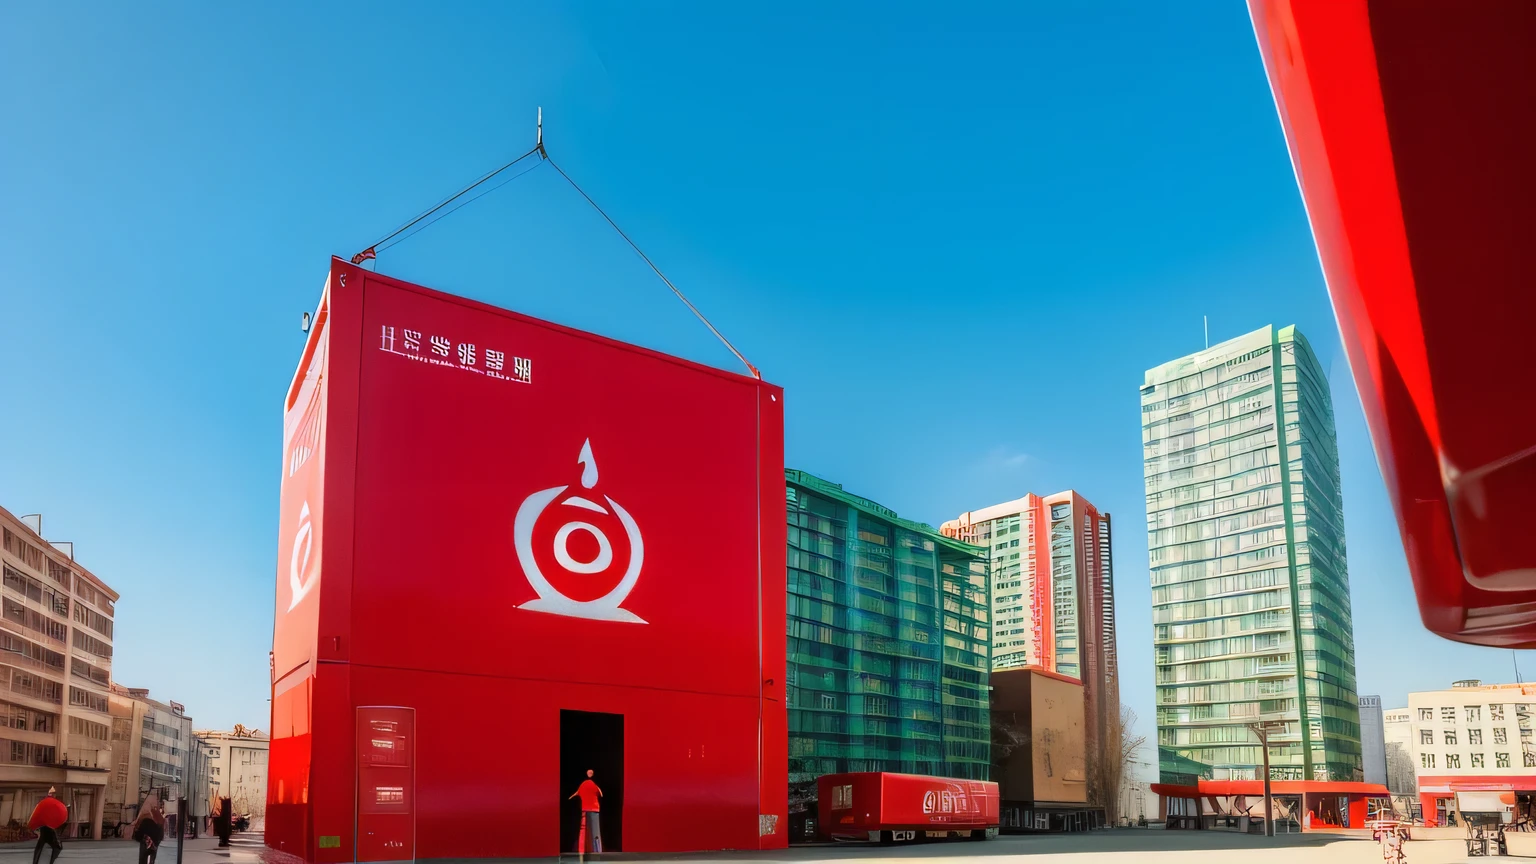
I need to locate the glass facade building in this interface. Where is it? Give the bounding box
[1142,325,1361,783]
[785,470,991,787]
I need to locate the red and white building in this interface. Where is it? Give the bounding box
[942,492,1118,805]
[1401,680,1536,826]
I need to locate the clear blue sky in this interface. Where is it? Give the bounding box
[4,1,1529,747]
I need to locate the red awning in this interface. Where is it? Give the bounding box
[1152,780,1390,798]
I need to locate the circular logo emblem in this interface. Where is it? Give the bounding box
[514,439,646,623]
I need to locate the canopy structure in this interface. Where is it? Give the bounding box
[1249,0,1536,644]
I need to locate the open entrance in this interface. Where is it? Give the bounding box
[560,710,623,853]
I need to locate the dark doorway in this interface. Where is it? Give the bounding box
[560,710,623,853]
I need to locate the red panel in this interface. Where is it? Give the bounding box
[818,773,999,834]
[1248,0,1536,643]
[357,707,414,862]
[273,259,785,860]
[347,269,764,696]
[756,384,789,849]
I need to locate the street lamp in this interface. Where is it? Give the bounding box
[1249,721,1288,837]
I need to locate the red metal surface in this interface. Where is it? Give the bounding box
[266,258,787,861]
[818,773,1000,835]
[1248,0,1536,644]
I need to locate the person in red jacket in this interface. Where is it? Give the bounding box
[29,788,68,864]
[567,770,603,853]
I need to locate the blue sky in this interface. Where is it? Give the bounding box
[3,1,1528,753]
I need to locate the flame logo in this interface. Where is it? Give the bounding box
[514,439,646,623]
[288,500,316,611]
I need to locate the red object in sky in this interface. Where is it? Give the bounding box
[1248,0,1536,644]
[29,797,67,831]
[817,773,999,840]
[266,258,787,861]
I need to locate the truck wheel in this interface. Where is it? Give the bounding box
[878,830,895,846]
[969,829,989,841]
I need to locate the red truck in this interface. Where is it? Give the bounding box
[817,772,999,844]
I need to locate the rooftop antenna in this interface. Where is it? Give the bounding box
[1516,650,1523,685]
[536,106,545,157]
[1204,315,1209,350]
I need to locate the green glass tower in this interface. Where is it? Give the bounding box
[785,470,991,787]
[1141,325,1361,783]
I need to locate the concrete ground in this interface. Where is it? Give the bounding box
[0,830,1498,864]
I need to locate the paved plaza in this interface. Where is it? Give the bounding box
[0,831,1499,864]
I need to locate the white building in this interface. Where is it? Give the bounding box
[197,725,268,828]
[1383,706,1416,797]
[1404,679,1536,826]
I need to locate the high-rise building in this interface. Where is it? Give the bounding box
[785,470,991,790]
[0,507,118,838]
[1360,695,1387,786]
[1142,325,1361,784]
[941,492,1119,804]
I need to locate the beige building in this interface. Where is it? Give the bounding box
[0,507,119,838]
[1404,679,1536,825]
[198,726,268,828]
[105,685,192,826]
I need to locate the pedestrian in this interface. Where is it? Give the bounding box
[214,797,232,848]
[130,794,166,864]
[567,769,603,854]
[28,787,68,864]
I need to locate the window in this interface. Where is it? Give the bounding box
[1421,729,1434,745]
[1447,754,1462,769]
[1492,704,1506,721]
[1422,753,1436,768]
[1496,728,1508,745]
[1498,753,1511,768]
[1468,706,1482,722]
[1445,730,1458,746]
[67,687,107,713]
[1442,707,1457,723]
[1471,729,1484,745]
[1472,753,1485,769]
[1419,708,1433,721]
[1527,752,1536,769]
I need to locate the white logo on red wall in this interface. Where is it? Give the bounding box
[514,440,646,624]
[288,501,317,611]
[922,790,956,815]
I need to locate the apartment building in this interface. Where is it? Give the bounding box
[1405,680,1536,826]
[106,686,192,825]
[0,507,118,838]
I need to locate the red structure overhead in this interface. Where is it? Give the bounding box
[1248,0,1536,644]
[266,259,787,860]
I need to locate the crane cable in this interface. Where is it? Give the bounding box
[350,141,759,380]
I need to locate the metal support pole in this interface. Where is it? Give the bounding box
[175,798,187,864]
[1261,730,1274,837]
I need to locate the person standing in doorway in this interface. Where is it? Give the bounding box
[28,788,68,864]
[568,770,603,854]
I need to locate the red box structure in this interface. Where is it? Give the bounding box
[266,258,788,861]
[817,773,999,842]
